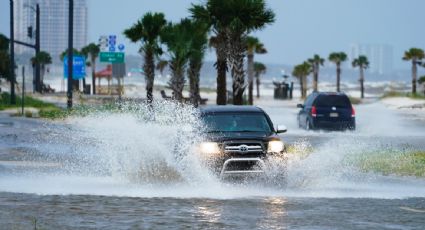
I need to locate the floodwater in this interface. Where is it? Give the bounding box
[0,100,424,229]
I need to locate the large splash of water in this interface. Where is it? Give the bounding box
[0,100,424,199]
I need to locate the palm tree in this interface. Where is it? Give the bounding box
[156,59,168,77]
[191,0,275,105]
[0,34,11,85]
[124,12,166,103]
[418,76,425,95]
[81,43,100,94]
[190,2,229,105]
[352,55,369,99]
[253,62,266,98]
[160,18,194,102]
[246,36,267,105]
[308,54,325,92]
[187,21,209,107]
[31,51,52,90]
[292,62,312,99]
[402,48,425,94]
[328,52,347,92]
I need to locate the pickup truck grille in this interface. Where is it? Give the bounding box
[223,141,265,155]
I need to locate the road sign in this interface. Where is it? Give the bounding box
[100,52,125,63]
[99,35,109,51]
[63,55,86,79]
[112,63,126,78]
[109,46,116,52]
[118,44,125,51]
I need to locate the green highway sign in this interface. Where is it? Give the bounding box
[100,52,125,63]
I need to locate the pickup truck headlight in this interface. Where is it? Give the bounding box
[267,140,284,153]
[199,142,220,154]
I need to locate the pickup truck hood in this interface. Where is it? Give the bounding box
[205,131,279,142]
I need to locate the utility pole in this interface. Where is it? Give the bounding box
[67,0,73,108]
[10,0,16,104]
[22,66,25,116]
[35,4,41,92]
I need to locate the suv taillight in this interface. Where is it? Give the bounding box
[351,106,355,117]
[311,106,317,117]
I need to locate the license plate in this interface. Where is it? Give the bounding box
[329,113,339,117]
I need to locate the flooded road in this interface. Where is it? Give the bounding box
[0,101,424,229]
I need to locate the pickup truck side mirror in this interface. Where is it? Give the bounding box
[276,125,287,133]
[297,104,304,109]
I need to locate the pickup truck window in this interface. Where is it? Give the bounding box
[202,113,272,133]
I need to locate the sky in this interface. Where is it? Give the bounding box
[1,0,425,69]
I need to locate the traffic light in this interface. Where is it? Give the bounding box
[27,26,33,38]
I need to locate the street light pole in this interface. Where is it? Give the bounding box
[35,4,41,93]
[10,0,16,104]
[67,0,73,109]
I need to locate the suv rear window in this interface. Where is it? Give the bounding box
[314,95,351,108]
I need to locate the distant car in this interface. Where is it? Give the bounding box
[297,92,356,130]
[198,106,287,179]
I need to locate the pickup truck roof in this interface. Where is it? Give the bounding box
[200,105,265,114]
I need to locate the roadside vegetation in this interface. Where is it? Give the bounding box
[0,92,57,111]
[354,150,425,177]
[381,91,425,100]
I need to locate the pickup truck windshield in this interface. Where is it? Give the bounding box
[202,113,272,133]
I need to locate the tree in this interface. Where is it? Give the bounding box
[160,18,194,102]
[352,55,369,99]
[190,0,275,105]
[0,34,11,84]
[402,48,424,94]
[81,43,100,94]
[328,52,347,92]
[187,21,209,107]
[31,51,52,90]
[418,76,425,95]
[253,62,266,98]
[308,54,324,92]
[246,36,266,104]
[124,12,166,103]
[292,62,312,99]
[156,59,168,77]
[190,2,229,105]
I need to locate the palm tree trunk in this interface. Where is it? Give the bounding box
[170,61,185,102]
[229,36,246,105]
[188,59,202,107]
[360,67,365,99]
[215,35,227,105]
[255,73,260,98]
[313,65,318,92]
[336,63,341,92]
[144,49,155,103]
[298,77,303,98]
[247,53,254,105]
[41,65,45,89]
[412,60,417,94]
[91,56,96,94]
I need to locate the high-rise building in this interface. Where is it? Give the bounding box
[349,43,393,75]
[13,0,87,64]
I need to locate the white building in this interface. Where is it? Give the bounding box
[13,0,87,64]
[349,43,393,75]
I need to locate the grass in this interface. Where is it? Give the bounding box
[0,92,118,119]
[0,92,59,111]
[354,150,425,177]
[381,90,425,99]
[348,96,362,105]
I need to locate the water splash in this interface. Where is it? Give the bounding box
[0,101,424,199]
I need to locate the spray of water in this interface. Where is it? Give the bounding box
[0,101,424,199]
